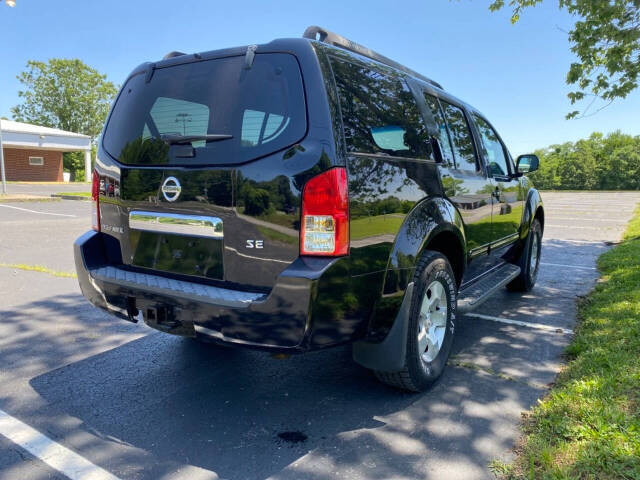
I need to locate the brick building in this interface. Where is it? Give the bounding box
[0,120,91,182]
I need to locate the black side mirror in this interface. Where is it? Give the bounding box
[516,154,539,174]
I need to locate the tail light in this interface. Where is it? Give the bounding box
[91,169,100,231]
[300,167,349,256]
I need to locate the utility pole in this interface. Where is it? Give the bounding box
[175,113,192,135]
[0,120,6,194]
[2,0,16,194]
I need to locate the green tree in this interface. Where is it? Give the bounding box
[63,149,96,182]
[244,188,271,215]
[556,152,596,189]
[487,1,640,118]
[527,149,556,190]
[528,142,572,189]
[597,132,640,189]
[11,59,117,141]
[528,131,640,190]
[558,136,599,189]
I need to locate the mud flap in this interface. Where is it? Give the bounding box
[352,282,414,372]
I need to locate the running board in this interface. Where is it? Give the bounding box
[457,263,521,313]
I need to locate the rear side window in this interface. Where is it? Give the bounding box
[103,53,306,165]
[330,57,432,159]
[440,101,478,171]
[424,93,455,167]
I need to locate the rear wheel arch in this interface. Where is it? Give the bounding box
[353,200,465,372]
[364,198,465,340]
[421,229,465,288]
[382,196,466,292]
[412,197,466,285]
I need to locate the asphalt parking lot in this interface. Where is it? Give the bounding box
[3,183,91,198]
[1,191,639,480]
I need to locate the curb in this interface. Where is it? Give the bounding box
[50,194,90,201]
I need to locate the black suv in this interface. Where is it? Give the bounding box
[75,26,544,392]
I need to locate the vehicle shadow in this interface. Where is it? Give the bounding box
[0,291,557,479]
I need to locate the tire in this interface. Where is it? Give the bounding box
[507,218,542,292]
[374,251,457,392]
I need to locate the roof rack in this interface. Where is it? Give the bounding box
[303,26,443,90]
[163,51,186,60]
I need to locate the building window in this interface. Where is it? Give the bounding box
[29,156,44,166]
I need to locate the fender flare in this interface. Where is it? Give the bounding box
[381,196,465,297]
[521,188,544,239]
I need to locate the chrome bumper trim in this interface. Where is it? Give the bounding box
[90,266,265,308]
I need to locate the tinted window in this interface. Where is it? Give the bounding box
[240,110,290,147]
[330,57,432,159]
[441,101,478,171]
[370,126,410,151]
[473,114,510,177]
[141,97,210,148]
[103,53,306,165]
[424,93,455,167]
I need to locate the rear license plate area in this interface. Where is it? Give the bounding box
[129,211,224,280]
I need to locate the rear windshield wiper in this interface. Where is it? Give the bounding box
[159,134,233,145]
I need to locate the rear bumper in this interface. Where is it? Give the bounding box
[74,230,341,351]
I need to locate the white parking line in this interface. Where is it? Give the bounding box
[545,203,633,208]
[547,216,624,223]
[224,245,291,264]
[0,409,121,480]
[540,262,597,271]
[542,238,606,245]
[0,204,76,218]
[545,224,616,230]
[464,312,573,335]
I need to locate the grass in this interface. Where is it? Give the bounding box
[255,225,298,245]
[350,215,404,240]
[0,263,77,278]
[496,206,640,479]
[538,189,640,193]
[54,191,90,197]
[0,195,59,203]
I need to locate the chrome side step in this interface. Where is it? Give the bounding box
[457,263,520,313]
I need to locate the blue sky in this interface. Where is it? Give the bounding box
[1,0,638,155]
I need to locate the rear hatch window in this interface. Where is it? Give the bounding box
[102,53,306,165]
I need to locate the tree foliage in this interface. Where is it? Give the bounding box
[528,131,640,190]
[62,146,97,182]
[11,58,117,141]
[489,0,640,118]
